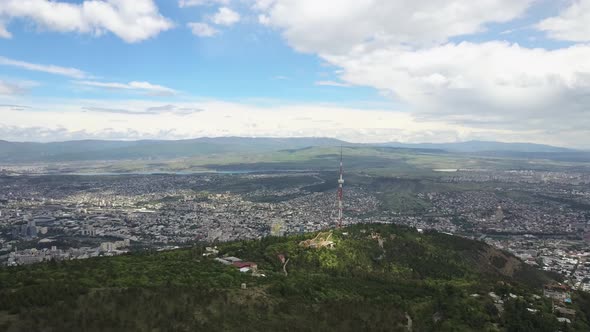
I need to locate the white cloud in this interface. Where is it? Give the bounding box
[76,80,178,96]
[252,0,275,11]
[0,98,500,144]
[0,56,88,79]
[179,0,229,8]
[325,42,590,132]
[187,6,239,38]
[188,22,219,37]
[258,14,270,25]
[82,104,203,115]
[537,0,590,42]
[255,0,533,53]
[0,79,38,96]
[212,7,240,26]
[0,0,173,43]
[253,0,590,148]
[1,0,589,149]
[1,98,588,148]
[0,22,11,38]
[0,80,24,95]
[315,80,351,88]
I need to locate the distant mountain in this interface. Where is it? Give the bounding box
[378,140,576,153]
[0,137,347,163]
[470,151,590,163]
[0,137,585,163]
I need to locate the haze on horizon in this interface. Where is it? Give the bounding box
[1,0,589,149]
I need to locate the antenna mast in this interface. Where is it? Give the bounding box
[337,146,344,228]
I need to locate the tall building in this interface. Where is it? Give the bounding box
[12,221,37,239]
[494,205,504,223]
[26,217,37,238]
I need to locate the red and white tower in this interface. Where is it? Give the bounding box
[337,146,344,228]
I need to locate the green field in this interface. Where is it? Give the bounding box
[41,146,590,176]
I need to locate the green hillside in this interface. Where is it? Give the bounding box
[1,224,588,331]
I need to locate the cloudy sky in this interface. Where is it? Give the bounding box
[0,0,589,148]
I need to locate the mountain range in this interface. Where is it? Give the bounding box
[378,140,575,153]
[0,137,586,163]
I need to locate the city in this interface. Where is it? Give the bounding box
[2,0,590,329]
[2,166,589,293]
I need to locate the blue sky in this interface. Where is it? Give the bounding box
[0,0,589,148]
[0,0,382,104]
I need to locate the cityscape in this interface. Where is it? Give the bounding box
[2,162,589,293]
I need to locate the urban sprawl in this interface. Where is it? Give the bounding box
[1,168,589,294]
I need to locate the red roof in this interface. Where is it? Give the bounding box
[232,262,256,268]
[545,283,570,291]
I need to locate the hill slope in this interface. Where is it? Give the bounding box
[1,224,587,331]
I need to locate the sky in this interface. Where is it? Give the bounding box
[0,0,589,148]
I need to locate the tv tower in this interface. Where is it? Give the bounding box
[337,146,344,228]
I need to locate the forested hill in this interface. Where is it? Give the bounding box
[1,224,589,331]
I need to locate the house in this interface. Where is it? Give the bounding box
[544,283,570,302]
[232,261,257,269]
[554,306,576,319]
[214,257,232,265]
[224,256,243,263]
[203,247,219,257]
[232,261,258,273]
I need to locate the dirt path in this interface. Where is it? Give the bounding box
[406,312,413,331]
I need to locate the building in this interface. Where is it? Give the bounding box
[544,283,570,302]
[12,218,38,239]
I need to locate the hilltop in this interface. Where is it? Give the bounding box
[1,224,588,331]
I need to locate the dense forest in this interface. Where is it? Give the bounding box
[1,224,588,331]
